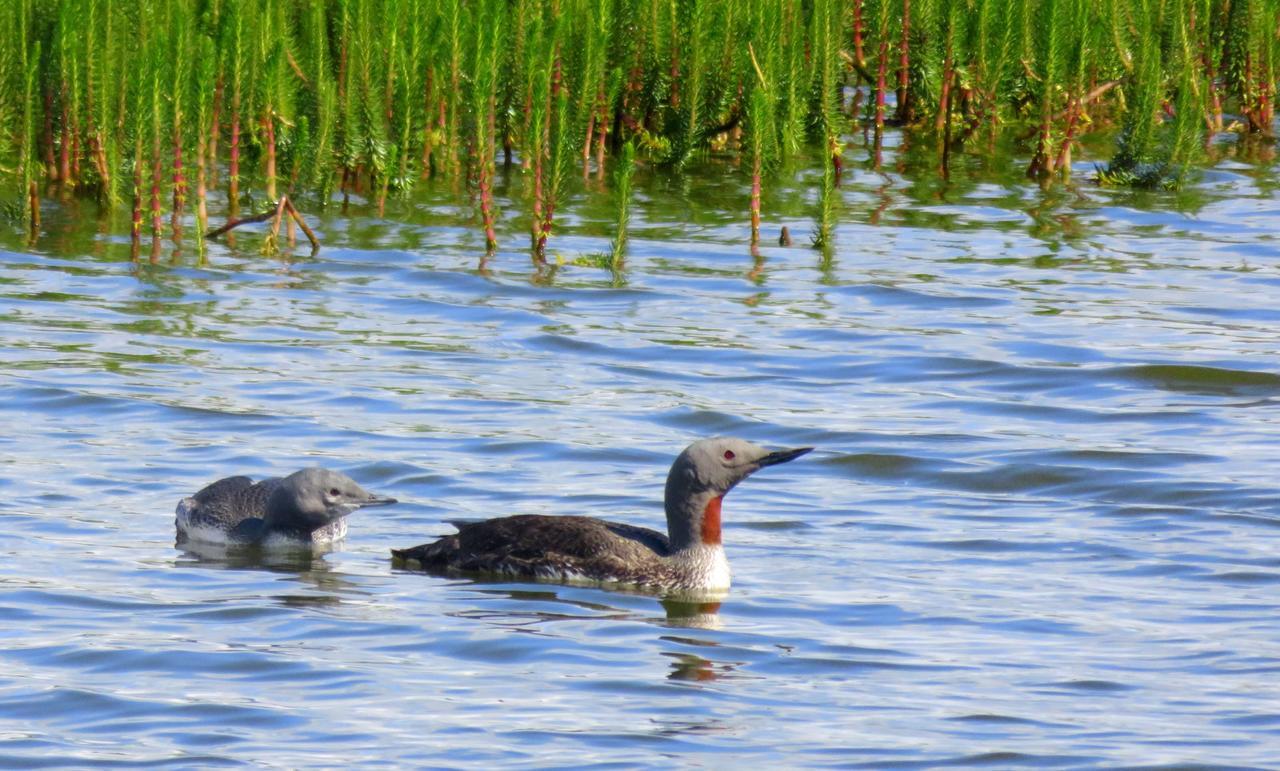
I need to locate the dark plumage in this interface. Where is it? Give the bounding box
[393,514,683,585]
[175,467,397,547]
[392,438,813,591]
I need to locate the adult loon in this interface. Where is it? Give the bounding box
[391,438,812,591]
[176,467,397,547]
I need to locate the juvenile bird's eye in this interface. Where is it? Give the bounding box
[329,488,340,497]
[723,450,735,461]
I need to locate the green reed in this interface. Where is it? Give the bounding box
[2,0,1278,255]
[610,138,635,265]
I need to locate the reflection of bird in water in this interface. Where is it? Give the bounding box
[176,467,397,548]
[661,596,724,630]
[665,652,721,682]
[392,438,812,591]
[173,543,364,608]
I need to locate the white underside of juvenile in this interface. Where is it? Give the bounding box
[175,498,349,547]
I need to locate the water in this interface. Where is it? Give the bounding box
[2,135,1280,768]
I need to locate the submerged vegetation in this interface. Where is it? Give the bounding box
[0,0,1277,256]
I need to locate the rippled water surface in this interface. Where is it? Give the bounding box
[2,137,1280,768]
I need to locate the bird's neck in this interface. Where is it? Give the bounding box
[261,488,294,531]
[261,488,313,540]
[665,488,724,552]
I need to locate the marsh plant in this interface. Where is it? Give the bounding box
[0,0,1276,254]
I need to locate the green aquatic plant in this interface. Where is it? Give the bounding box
[2,0,1278,256]
[469,0,502,252]
[610,138,636,264]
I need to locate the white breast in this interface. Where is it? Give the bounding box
[676,545,732,591]
[260,517,349,548]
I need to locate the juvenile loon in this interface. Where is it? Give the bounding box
[391,437,812,591]
[175,467,397,547]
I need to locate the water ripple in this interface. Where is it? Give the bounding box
[1,146,1279,767]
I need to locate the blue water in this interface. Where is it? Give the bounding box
[1,142,1279,767]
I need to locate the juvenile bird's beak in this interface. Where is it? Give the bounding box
[756,446,814,468]
[363,494,398,507]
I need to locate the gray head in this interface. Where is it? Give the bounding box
[264,468,397,536]
[664,437,813,551]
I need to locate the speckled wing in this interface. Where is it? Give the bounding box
[183,475,282,529]
[392,514,674,584]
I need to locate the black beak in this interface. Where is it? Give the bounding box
[757,446,814,468]
[363,494,398,507]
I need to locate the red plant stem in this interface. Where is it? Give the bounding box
[131,160,142,246]
[536,52,563,256]
[622,64,642,133]
[537,199,554,256]
[173,124,186,215]
[150,147,163,237]
[59,83,71,187]
[421,67,434,177]
[896,0,911,122]
[479,172,497,251]
[84,71,97,179]
[875,39,888,130]
[935,45,952,133]
[669,27,681,108]
[208,78,222,186]
[337,36,348,105]
[43,89,57,180]
[1054,98,1078,174]
[582,110,595,170]
[595,102,608,175]
[551,50,563,98]
[481,92,498,251]
[1209,79,1223,132]
[1258,69,1274,134]
[831,135,842,185]
[1029,113,1052,178]
[749,156,761,244]
[264,111,276,200]
[29,181,40,234]
[532,141,544,253]
[852,0,865,70]
[85,77,107,188]
[436,97,447,171]
[1244,52,1255,131]
[72,129,82,183]
[196,126,209,232]
[521,80,535,172]
[228,109,240,212]
[1192,6,1224,133]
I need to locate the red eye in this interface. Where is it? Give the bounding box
[723,450,735,460]
[329,488,340,496]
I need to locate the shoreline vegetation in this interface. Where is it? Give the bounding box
[0,0,1277,259]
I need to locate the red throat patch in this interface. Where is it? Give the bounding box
[700,496,723,545]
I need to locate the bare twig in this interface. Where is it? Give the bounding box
[285,48,310,87]
[748,43,768,90]
[204,194,319,251]
[840,49,874,85]
[283,197,321,251]
[28,181,39,235]
[270,195,286,240]
[205,208,277,238]
[1051,80,1121,121]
